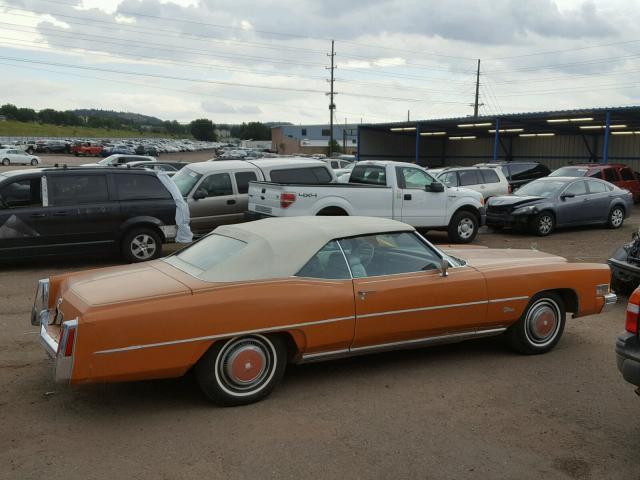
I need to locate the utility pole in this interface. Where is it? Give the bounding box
[473,59,481,118]
[326,40,336,157]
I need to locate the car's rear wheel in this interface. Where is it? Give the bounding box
[506,293,565,355]
[1,158,9,166]
[530,211,554,236]
[30,158,38,166]
[448,210,478,244]
[607,206,625,229]
[121,228,162,263]
[196,334,287,406]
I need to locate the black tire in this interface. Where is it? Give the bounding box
[530,211,554,236]
[607,205,625,229]
[44,148,50,154]
[74,152,79,157]
[316,207,348,216]
[447,210,479,244]
[506,292,566,355]
[30,158,38,166]
[1,158,9,166]
[26,148,34,154]
[121,227,162,263]
[195,334,287,407]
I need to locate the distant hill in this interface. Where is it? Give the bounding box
[72,109,164,126]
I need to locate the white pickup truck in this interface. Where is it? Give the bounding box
[247,160,486,243]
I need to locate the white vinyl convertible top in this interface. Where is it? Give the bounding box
[171,216,414,282]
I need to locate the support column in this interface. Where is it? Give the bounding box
[602,111,611,164]
[493,118,500,161]
[415,124,421,164]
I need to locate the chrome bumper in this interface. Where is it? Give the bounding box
[602,292,618,312]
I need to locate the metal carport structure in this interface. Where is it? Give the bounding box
[357,106,640,171]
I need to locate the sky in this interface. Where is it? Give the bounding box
[0,0,639,125]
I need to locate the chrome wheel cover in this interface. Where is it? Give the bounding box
[538,215,553,235]
[130,234,157,259]
[215,335,277,397]
[524,298,561,347]
[457,217,475,240]
[611,208,624,227]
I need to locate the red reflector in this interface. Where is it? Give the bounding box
[280,193,296,209]
[508,184,513,194]
[626,303,639,334]
[64,327,76,357]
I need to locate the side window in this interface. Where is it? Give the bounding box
[458,169,481,186]
[339,232,441,278]
[197,173,234,197]
[116,174,172,200]
[509,163,536,181]
[587,180,607,194]
[235,171,258,194]
[398,167,434,189]
[331,161,339,169]
[480,169,500,184]
[269,167,331,184]
[564,181,588,196]
[440,172,458,187]
[350,165,387,185]
[295,240,350,280]
[621,168,635,181]
[50,175,109,205]
[500,166,510,180]
[603,168,618,183]
[0,177,42,208]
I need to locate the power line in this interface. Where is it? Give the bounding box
[484,52,640,74]
[484,38,640,61]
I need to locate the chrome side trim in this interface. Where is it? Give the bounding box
[299,327,507,364]
[488,296,529,303]
[93,315,355,355]
[356,300,488,319]
[39,322,58,358]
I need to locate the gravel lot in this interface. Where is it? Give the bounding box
[1,164,639,479]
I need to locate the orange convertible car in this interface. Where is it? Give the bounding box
[33,217,616,406]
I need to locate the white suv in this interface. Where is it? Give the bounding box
[435,166,510,199]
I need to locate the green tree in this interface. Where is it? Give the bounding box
[237,122,271,140]
[190,118,217,141]
[0,103,19,120]
[329,139,342,154]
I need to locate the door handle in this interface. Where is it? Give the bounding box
[227,199,236,205]
[358,290,376,300]
[404,194,412,201]
[53,211,69,216]
[30,213,45,218]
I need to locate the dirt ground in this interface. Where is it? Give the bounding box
[0,171,639,479]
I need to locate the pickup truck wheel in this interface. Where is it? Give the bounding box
[447,211,478,243]
[607,206,625,229]
[196,334,287,407]
[506,293,565,355]
[74,152,79,157]
[121,228,162,263]
[1,158,9,166]
[530,212,554,236]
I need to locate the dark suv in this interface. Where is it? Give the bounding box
[475,162,551,190]
[0,167,178,262]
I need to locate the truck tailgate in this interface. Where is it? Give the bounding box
[248,182,287,216]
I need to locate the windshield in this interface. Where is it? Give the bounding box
[549,167,588,177]
[166,234,246,275]
[97,156,116,165]
[172,167,203,196]
[516,180,567,197]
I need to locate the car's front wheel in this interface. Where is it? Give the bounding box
[447,210,478,244]
[121,228,162,262]
[530,211,554,236]
[506,293,566,355]
[30,158,38,166]
[1,158,9,166]
[607,206,625,229]
[196,334,287,406]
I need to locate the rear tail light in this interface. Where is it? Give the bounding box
[57,320,78,358]
[626,302,639,334]
[280,192,296,209]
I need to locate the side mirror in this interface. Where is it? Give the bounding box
[428,182,445,193]
[193,189,207,200]
[560,193,575,200]
[439,258,449,277]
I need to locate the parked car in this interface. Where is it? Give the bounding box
[31,216,616,406]
[486,176,632,236]
[0,167,179,262]
[125,161,178,176]
[81,154,156,167]
[335,162,356,182]
[0,148,41,166]
[435,166,510,199]
[616,288,640,393]
[550,164,640,202]
[608,229,640,295]
[37,140,70,154]
[174,157,335,236]
[476,162,551,191]
[324,158,354,170]
[71,142,103,157]
[247,160,486,243]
